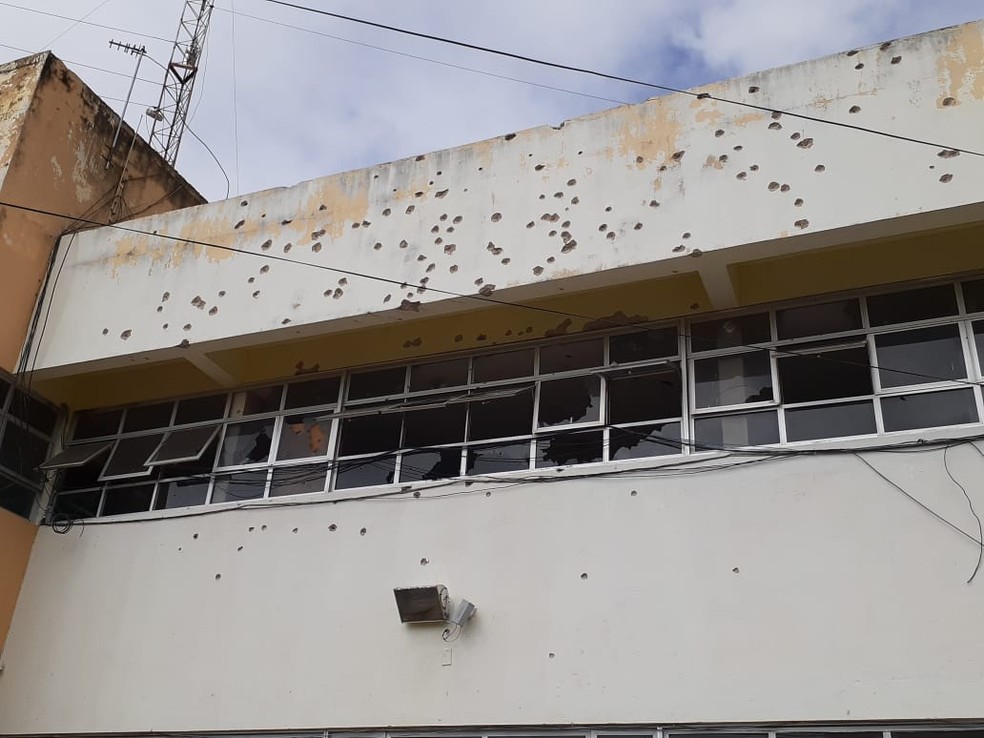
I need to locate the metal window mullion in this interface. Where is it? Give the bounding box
[676,318,691,457]
[94,485,107,517]
[868,333,886,433]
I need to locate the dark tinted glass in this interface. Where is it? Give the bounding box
[334,456,396,489]
[100,484,154,516]
[284,377,340,410]
[175,394,227,424]
[409,359,468,391]
[468,392,534,440]
[8,392,57,435]
[403,405,466,447]
[73,408,123,439]
[610,422,682,460]
[123,402,173,432]
[538,376,601,427]
[778,346,872,403]
[876,325,965,388]
[339,414,402,455]
[101,434,163,479]
[785,401,876,441]
[154,478,209,509]
[776,299,862,339]
[881,388,977,431]
[694,351,773,408]
[694,410,779,448]
[963,279,984,313]
[237,386,282,415]
[867,284,957,326]
[0,423,49,482]
[691,313,770,351]
[218,420,275,466]
[608,368,680,423]
[472,349,534,382]
[536,430,603,467]
[539,339,603,373]
[52,489,101,519]
[400,448,462,482]
[976,321,984,370]
[348,367,406,400]
[60,461,104,490]
[0,478,35,518]
[0,377,8,407]
[270,465,328,497]
[466,442,530,475]
[277,415,330,460]
[211,471,268,503]
[610,328,678,363]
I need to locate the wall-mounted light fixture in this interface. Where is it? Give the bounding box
[393,585,449,623]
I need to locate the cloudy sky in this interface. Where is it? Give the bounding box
[1,1,980,201]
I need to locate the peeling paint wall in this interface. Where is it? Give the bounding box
[0,508,36,656]
[27,21,984,385]
[0,52,204,374]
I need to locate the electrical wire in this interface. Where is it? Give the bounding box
[0,1,171,43]
[36,0,114,51]
[260,0,984,159]
[0,41,159,85]
[942,444,984,583]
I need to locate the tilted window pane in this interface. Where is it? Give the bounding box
[881,388,978,432]
[400,448,462,482]
[100,484,154,517]
[277,415,330,460]
[409,359,469,392]
[610,327,678,363]
[468,391,534,441]
[472,349,534,382]
[8,391,57,435]
[41,442,112,470]
[334,456,396,489]
[690,313,770,351]
[73,408,123,439]
[210,470,268,503]
[174,394,227,424]
[466,442,531,475]
[347,367,406,400]
[123,402,173,432]
[778,346,872,403]
[776,299,862,339]
[100,434,164,480]
[230,386,282,417]
[148,426,221,465]
[539,338,604,373]
[608,367,681,423]
[154,478,210,510]
[52,489,102,520]
[695,410,779,449]
[0,477,35,519]
[538,376,601,427]
[284,377,340,410]
[403,405,466,448]
[610,422,682,460]
[867,284,958,326]
[270,465,328,497]
[963,279,984,314]
[876,325,966,388]
[785,401,876,441]
[694,351,773,408]
[339,414,402,456]
[536,430,604,467]
[218,420,275,466]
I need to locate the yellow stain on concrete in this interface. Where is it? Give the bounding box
[937,22,984,106]
[0,508,36,655]
[616,97,683,170]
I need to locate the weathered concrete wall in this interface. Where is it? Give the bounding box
[2,448,983,734]
[0,508,36,656]
[0,53,205,375]
[26,21,984,387]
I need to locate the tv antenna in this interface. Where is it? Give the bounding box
[147,0,214,167]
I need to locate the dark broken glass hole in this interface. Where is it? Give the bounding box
[776,298,862,339]
[694,351,773,408]
[472,348,534,382]
[466,442,531,475]
[536,430,603,467]
[339,414,402,456]
[123,402,173,432]
[539,338,604,373]
[334,456,396,489]
[608,369,680,423]
[218,420,275,466]
[403,405,466,448]
[284,376,341,410]
[175,394,228,424]
[538,376,601,427]
[409,358,469,391]
[610,422,682,460]
[690,312,770,351]
[73,408,123,439]
[348,366,407,400]
[100,483,155,517]
[609,328,678,363]
[400,448,463,482]
[468,392,534,441]
[867,284,957,327]
[778,346,871,403]
[277,414,329,460]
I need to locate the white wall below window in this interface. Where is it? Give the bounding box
[2,446,984,735]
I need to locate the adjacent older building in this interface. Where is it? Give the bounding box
[1,21,984,738]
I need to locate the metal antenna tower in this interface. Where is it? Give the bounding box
[147,0,214,167]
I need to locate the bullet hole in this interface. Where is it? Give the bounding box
[797,138,814,149]
[450,265,459,273]
[750,164,759,171]
[854,63,864,70]
[417,254,427,262]
[891,55,902,64]
[571,196,580,205]
[479,284,496,297]
[191,295,206,309]
[491,212,502,222]
[487,241,503,255]
[260,265,270,274]
[442,243,457,255]
[690,248,704,257]
[771,111,782,119]
[311,228,326,240]
[849,105,861,114]
[748,85,759,93]
[183,323,192,331]
[732,567,740,574]
[553,192,564,199]
[718,154,729,163]
[715,129,725,137]
[372,242,384,251]
[252,291,260,298]
[452,334,464,344]
[562,240,578,253]
[218,290,226,298]
[672,150,685,161]
[261,525,267,531]
[533,266,544,276]
[768,181,780,191]
[630,489,638,496]
[209,306,218,316]
[535,164,545,171]
[794,219,810,229]
[734,145,743,151]
[672,245,685,253]
[120,329,132,340]
[605,206,612,212]
[215,574,222,580]
[598,224,608,232]
[815,164,826,173]
[192,533,199,539]
[794,198,804,206]
[501,257,511,265]
[234,219,245,229]
[435,237,443,246]
[635,156,644,164]
[580,572,588,580]
[420,557,429,566]
[399,299,421,311]
[240,199,248,206]
[414,192,424,198]
[282,318,291,325]
[163,323,169,329]
[634,222,643,230]
[938,149,960,158]
[310,242,321,253]
[940,174,953,183]
[452,215,463,225]
[566,178,578,187]
[790,132,801,141]
[546,256,555,263]
[426,263,437,273]
[248,276,255,283]
[156,305,164,313]
[504,133,516,141]
[737,171,747,180]
[768,122,782,130]
[476,334,488,341]
[404,205,417,216]
[846,49,859,56]
[435,189,449,198]
[332,288,344,299]
[399,240,408,249]
[383,294,392,303]
[319,204,326,211]
[548,652,555,659]
[526,221,535,229]
[560,231,572,243]
[780,184,790,193]
[548,230,558,237]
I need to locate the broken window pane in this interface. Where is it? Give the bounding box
[776,299,862,339]
[466,442,531,475]
[229,385,282,417]
[778,345,872,403]
[73,408,123,439]
[347,367,406,400]
[0,478,35,519]
[8,391,57,435]
[41,442,112,470]
[100,483,154,517]
[610,327,678,363]
[218,420,275,466]
[472,348,534,382]
[468,391,534,441]
[610,422,682,460]
[409,359,469,391]
[881,388,978,431]
[148,426,221,465]
[284,377,340,410]
[270,465,328,497]
[334,456,396,489]
[339,413,402,456]
[867,284,958,326]
[538,376,601,427]
[876,325,966,388]
[536,430,604,467]
[403,405,466,448]
[785,401,876,441]
[608,367,681,423]
[400,448,462,482]
[210,470,268,503]
[963,279,984,313]
[694,351,773,408]
[175,394,227,424]
[539,338,604,373]
[154,478,210,509]
[123,402,173,432]
[100,434,163,480]
[277,415,330,460]
[691,313,770,351]
[51,489,101,520]
[694,410,779,449]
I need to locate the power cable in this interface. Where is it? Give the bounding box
[0,41,159,85]
[36,0,114,51]
[0,1,171,43]
[261,0,984,159]
[943,444,984,583]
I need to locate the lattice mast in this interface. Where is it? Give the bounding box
[147,0,214,167]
